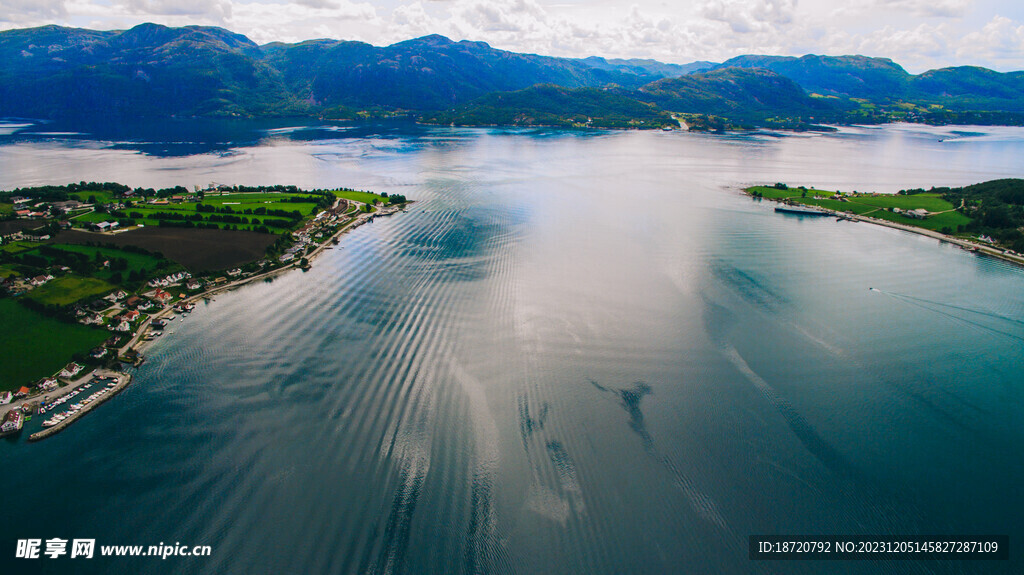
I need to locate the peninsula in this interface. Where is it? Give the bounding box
[746,179,1024,266]
[0,182,408,439]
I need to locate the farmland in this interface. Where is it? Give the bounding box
[0,220,39,235]
[57,228,278,272]
[0,299,109,391]
[333,190,387,205]
[95,192,334,234]
[44,243,179,283]
[747,185,972,232]
[1,182,409,395]
[26,276,115,306]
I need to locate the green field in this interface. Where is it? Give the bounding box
[105,192,328,233]
[201,192,320,211]
[331,190,386,205]
[26,276,114,306]
[45,243,177,282]
[748,186,972,232]
[68,189,120,205]
[1,240,38,254]
[70,211,114,224]
[0,203,12,216]
[0,299,109,391]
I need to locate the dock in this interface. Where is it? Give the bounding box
[28,372,132,442]
[774,205,830,216]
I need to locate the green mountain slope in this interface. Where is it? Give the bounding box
[714,54,911,99]
[260,34,650,112]
[714,54,1024,113]
[639,68,844,123]
[425,84,674,128]
[0,23,1020,128]
[0,23,300,118]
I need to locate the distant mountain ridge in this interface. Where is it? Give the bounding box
[714,54,1024,112]
[576,56,715,79]
[260,33,650,112]
[0,23,1022,128]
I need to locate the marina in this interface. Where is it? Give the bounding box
[28,373,132,442]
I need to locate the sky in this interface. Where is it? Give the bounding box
[1,0,1023,73]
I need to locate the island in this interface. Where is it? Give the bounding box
[0,182,409,440]
[746,179,1024,266]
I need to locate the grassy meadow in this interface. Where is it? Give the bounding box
[747,186,972,232]
[0,299,108,390]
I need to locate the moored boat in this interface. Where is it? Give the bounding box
[775,204,830,216]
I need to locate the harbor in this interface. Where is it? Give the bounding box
[28,371,131,442]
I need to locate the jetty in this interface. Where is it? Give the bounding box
[28,372,132,442]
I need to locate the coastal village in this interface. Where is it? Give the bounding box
[1,183,407,441]
[746,183,1024,267]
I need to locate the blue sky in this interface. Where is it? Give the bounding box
[1,0,1022,72]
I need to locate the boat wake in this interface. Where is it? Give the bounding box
[870,288,1024,343]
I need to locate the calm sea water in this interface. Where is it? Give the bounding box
[2,121,1023,574]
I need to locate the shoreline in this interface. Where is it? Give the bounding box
[131,201,404,353]
[6,199,408,441]
[751,193,1024,268]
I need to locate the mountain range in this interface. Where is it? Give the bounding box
[1,23,1022,129]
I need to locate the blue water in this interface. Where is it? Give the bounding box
[2,121,1023,574]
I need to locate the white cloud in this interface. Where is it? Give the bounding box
[121,0,232,21]
[228,1,379,44]
[700,0,797,34]
[0,0,1022,72]
[0,0,68,23]
[875,0,970,19]
[957,15,1024,65]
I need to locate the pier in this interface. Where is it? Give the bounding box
[28,372,132,442]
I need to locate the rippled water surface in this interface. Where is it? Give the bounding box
[2,122,1024,574]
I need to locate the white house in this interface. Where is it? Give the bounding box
[60,362,84,379]
[1,410,23,434]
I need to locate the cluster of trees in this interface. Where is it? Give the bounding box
[143,210,296,231]
[281,194,335,209]
[18,296,79,322]
[0,182,135,203]
[129,185,191,198]
[902,179,1024,251]
[157,219,221,230]
[223,185,302,194]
